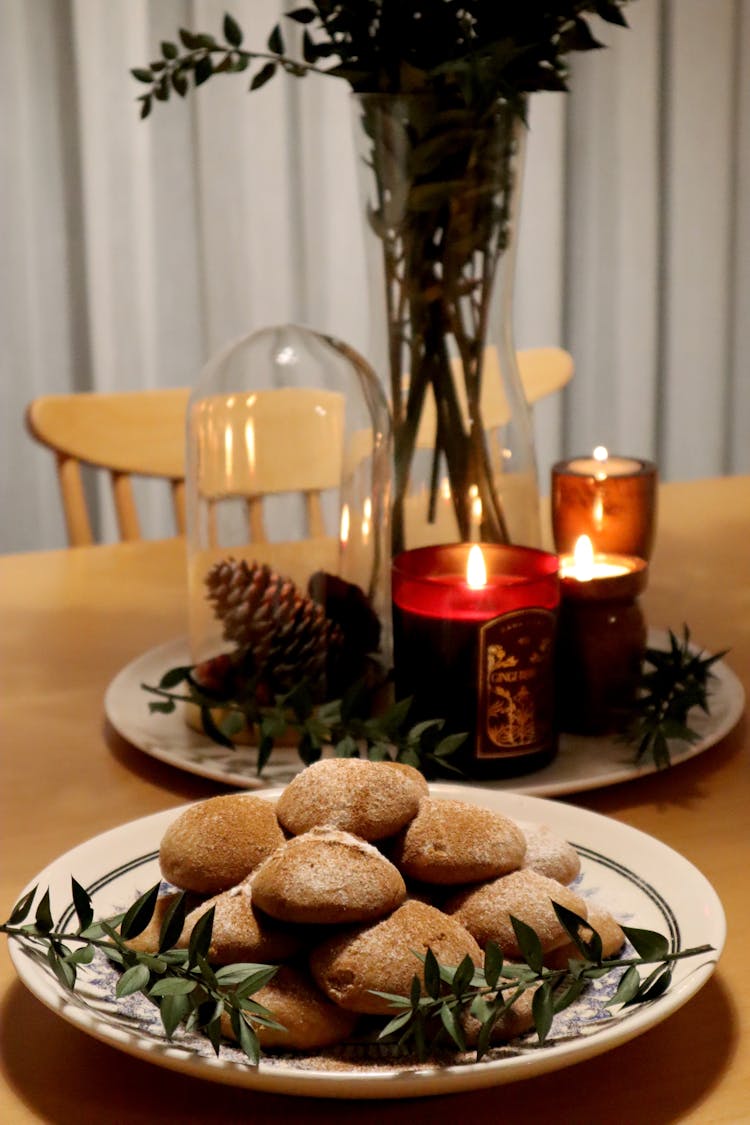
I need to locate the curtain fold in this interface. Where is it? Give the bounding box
[2,0,748,553]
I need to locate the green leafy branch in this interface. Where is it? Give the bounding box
[132,5,636,120]
[2,884,714,1066]
[143,665,466,779]
[130,14,330,119]
[146,621,728,778]
[625,627,727,770]
[1,881,282,1063]
[375,901,714,1060]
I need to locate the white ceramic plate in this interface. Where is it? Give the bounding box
[104,632,745,795]
[8,786,724,1099]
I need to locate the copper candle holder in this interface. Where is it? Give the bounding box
[551,453,658,560]
[557,551,649,735]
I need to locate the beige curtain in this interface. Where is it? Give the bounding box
[2,0,748,552]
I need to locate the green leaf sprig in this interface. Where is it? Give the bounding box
[3,881,282,1063]
[146,620,728,778]
[131,5,635,120]
[143,666,466,779]
[131,15,319,120]
[626,626,727,770]
[374,902,714,1060]
[2,884,714,1066]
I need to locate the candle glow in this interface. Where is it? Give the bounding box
[466,544,487,589]
[572,534,595,580]
[556,532,649,734]
[223,421,234,476]
[551,453,658,561]
[565,449,643,478]
[469,488,483,542]
[561,535,631,581]
[593,445,609,481]
[361,497,372,541]
[392,543,559,775]
[339,504,350,546]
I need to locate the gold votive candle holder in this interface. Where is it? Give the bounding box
[551,453,658,561]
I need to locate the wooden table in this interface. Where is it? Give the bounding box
[1,477,748,1124]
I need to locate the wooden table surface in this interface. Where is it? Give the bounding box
[1,476,748,1124]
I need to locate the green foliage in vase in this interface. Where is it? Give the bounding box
[131,4,635,114]
[2,878,712,1067]
[132,4,635,553]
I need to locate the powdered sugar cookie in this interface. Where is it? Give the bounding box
[159,794,284,895]
[521,823,581,885]
[221,964,359,1050]
[251,826,406,924]
[179,879,305,964]
[275,757,421,841]
[310,899,482,1015]
[391,797,526,885]
[445,868,587,955]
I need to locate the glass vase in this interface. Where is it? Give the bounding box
[353,92,541,556]
[185,324,392,734]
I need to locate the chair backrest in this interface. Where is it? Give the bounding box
[414,346,574,445]
[191,387,345,548]
[26,348,572,547]
[26,384,353,553]
[515,346,574,406]
[26,389,190,546]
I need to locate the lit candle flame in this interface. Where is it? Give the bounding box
[466,544,487,589]
[339,504,350,547]
[593,445,609,481]
[562,534,631,581]
[573,534,595,581]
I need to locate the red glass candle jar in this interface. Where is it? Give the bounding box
[551,453,658,560]
[557,547,649,734]
[391,544,560,779]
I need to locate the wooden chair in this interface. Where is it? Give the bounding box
[25,385,350,557]
[25,389,190,546]
[189,387,348,591]
[26,348,572,547]
[515,346,574,406]
[414,346,574,445]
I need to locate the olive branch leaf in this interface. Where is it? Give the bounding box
[2,886,714,1065]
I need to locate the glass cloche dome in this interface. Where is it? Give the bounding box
[185,325,392,723]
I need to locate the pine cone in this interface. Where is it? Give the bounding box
[204,559,343,697]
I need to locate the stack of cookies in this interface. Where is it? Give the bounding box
[145,758,624,1053]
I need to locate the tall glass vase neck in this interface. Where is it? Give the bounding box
[353,93,541,556]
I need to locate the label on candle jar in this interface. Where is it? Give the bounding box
[476,608,557,759]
